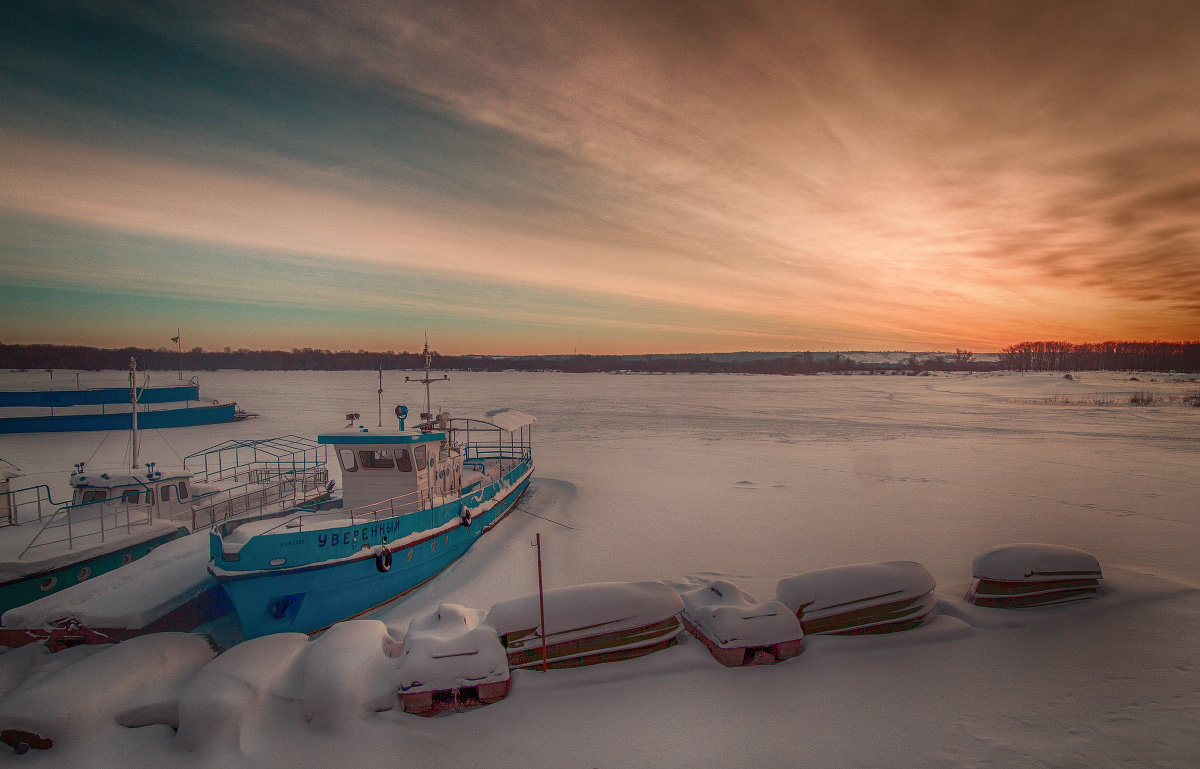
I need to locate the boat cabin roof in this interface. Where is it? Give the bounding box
[70,468,191,489]
[316,427,447,446]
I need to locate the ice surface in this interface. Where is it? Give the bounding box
[679,580,802,648]
[972,542,1102,581]
[1,369,1198,767]
[395,604,508,693]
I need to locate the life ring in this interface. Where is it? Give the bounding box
[376,549,392,572]
[459,508,471,527]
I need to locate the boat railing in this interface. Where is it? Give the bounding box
[191,467,331,530]
[1,482,68,527]
[252,485,426,537]
[184,435,328,487]
[17,497,158,559]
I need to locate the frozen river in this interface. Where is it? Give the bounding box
[1,368,1198,767]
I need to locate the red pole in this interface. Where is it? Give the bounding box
[537,532,548,672]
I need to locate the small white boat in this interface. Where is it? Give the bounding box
[966,543,1102,608]
[487,581,684,669]
[679,580,804,666]
[775,561,937,635]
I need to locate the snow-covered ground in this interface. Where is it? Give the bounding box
[1,369,1198,767]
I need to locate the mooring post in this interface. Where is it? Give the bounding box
[537,532,548,672]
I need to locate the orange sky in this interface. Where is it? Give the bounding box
[1,1,1198,354]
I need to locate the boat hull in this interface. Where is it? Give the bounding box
[215,463,531,639]
[0,403,238,434]
[0,527,187,617]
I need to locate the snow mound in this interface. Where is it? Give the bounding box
[679,580,802,648]
[396,604,508,693]
[972,543,1102,581]
[174,632,309,754]
[275,620,403,727]
[0,633,215,747]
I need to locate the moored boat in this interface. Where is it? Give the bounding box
[486,581,684,669]
[775,561,937,635]
[209,345,535,639]
[966,543,1103,608]
[0,362,330,619]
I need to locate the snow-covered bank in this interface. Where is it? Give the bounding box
[1,370,1197,767]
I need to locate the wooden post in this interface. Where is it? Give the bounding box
[537,532,548,672]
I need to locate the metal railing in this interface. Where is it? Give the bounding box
[241,451,532,539]
[16,497,158,558]
[1,483,66,527]
[192,467,330,530]
[16,467,330,559]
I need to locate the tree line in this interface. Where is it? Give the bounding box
[998,341,1200,372]
[2,341,1196,375]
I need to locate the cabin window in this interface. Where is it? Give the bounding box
[414,445,427,470]
[81,490,107,505]
[161,484,174,502]
[177,481,189,500]
[358,450,395,469]
[339,449,358,472]
[396,449,413,473]
[121,490,140,504]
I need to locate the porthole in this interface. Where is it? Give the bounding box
[40,576,57,592]
[78,566,92,582]
[121,553,133,565]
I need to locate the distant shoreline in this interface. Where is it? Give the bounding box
[2,342,1197,374]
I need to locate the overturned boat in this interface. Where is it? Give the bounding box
[487,581,683,670]
[966,543,1102,608]
[775,561,937,635]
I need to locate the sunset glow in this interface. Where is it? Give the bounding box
[2,1,1198,354]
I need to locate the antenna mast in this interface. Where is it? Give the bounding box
[129,357,141,469]
[404,334,448,430]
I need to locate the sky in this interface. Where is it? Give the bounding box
[1,0,1198,355]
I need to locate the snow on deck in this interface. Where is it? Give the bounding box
[2,532,212,630]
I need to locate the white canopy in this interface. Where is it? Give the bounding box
[480,408,536,433]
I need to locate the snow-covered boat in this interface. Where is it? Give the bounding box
[679,580,804,666]
[966,543,1102,608]
[486,581,684,669]
[396,604,511,715]
[209,346,535,639]
[0,363,330,620]
[775,561,937,635]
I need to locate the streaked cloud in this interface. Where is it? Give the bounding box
[1,0,1197,352]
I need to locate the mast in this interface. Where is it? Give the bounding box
[129,357,141,470]
[404,334,448,430]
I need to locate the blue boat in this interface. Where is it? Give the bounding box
[0,373,248,434]
[209,348,534,639]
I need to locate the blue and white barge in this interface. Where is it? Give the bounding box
[209,408,534,639]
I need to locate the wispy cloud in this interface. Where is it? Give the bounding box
[1,0,1198,351]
